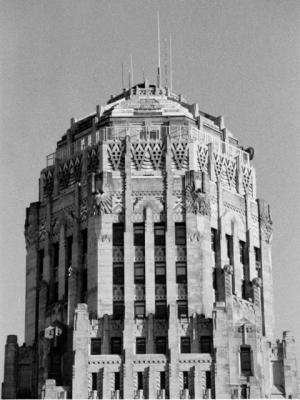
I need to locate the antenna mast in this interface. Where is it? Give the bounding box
[122,62,124,90]
[130,54,134,87]
[169,34,173,92]
[157,11,161,87]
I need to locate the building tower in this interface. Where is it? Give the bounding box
[2,81,299,399]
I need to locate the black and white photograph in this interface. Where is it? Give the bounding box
[0,1,299,398]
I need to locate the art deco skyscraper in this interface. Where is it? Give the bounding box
[2,81,299,399]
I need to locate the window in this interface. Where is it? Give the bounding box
[113,302,124,319]
[206,371,211,390]
[134,263,145,284]
[155,301,167,319]
[240,346,252,375]
[136,338,146,354]
[81,229,88,255]
[200,336,212,353]
[183,371,189,390]
[155,337,167,354]
[177,300,188,318]
[160,371,166,390]
[91,338,101,355]
[241,384,249,399]
[38,249,44,281]
[135,301,145,319]
[66,236,73,266]
[137,372,143,390]
[113,263,124,284]
[154,224,165,246]
[175,223,186,245]
[81,268,87,302]
[92,372,97,390]
[176,262,187,284]
[180,337,191,353]
[134,224,145,246]
[225,234,233,263]
[155,263,166,284]
[53,242,59,268]
[113,224,124,246]
[111,337,122,355]
[254,247,261,270]
[114,372,120,391]
[239,241,246,265]
[211,228,217,253]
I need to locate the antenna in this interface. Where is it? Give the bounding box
[122,62,125,90]
[128,70,131,88]
[169,34,173,92]
[142,68,145,82]
[164,37,168,88]
[157,11,161,87]
[130,54,134,87]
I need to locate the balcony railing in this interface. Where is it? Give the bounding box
[46,125,250,167]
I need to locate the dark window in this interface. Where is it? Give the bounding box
[155,301,167,319]
[176,262,187,283]
[200,336,212,353]
[239,241,246,265]
[180,337,191,353]
[113,302,124,319]
[160,371,166,390]
[254,247,261,264]
[136,338,146,354]
[155,263,166,284]
[113,263,124,284]
[211,228,217,253]
[66,236,73,266]
[135,301,145,318]
[177,300,188,318]
[206,371,211,389]
[53,281,59,302]
[175,223,186,245]
[111,337,122,355]
[156,337,167,354]
[92,372,97,390]
[154,224,165,246]
[91,338,101,355]
[38,249,44,281]
[114,372,120,391]
[241,346,252,375]
[137,372,143,390]
[225,234,233,263]
[183,371,189,390]
[81,229,88,255]
[81,268,87,302]
[53,242,59,268]
[134,263,145,284]
[241,384,249,399]
[113,224,124,246]
[134,224,145,246]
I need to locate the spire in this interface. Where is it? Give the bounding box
[157,11,161,87]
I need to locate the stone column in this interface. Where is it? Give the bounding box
[72,304,89,399]
[2,335,18,399]
[186,171,213,316]
[123,135,135,399]
[193,365,203,399]
[58,225,66,300]
[145,207,155,315]
[147,365,157,399]
[282,331,299,398]
[24,203,39,345]
[165,135,180,399]
[257,199,274,340]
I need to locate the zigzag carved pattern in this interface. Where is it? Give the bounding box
[148,142,165,169]
[171,141,188,169]
[197,145,208,171]
[131,142,148,170]
[107,142,125,170]
[213,153,225,178]
[225,159,236,188]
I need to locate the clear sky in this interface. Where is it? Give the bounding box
[0,0,299,383]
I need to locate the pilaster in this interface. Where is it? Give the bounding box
[145,207,155,314]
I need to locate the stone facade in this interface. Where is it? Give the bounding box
[2,82,299,399]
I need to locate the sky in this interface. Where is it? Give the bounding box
[0,0,299,385]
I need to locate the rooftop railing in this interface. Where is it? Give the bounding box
[46,125,249,167]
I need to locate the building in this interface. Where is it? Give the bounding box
[2,81,299,399]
